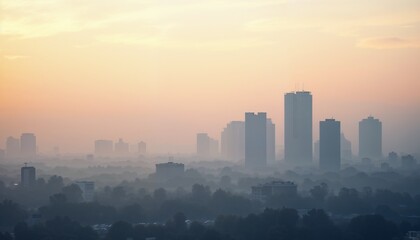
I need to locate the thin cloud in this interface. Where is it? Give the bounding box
[3,55,30,60]
[358,37,420,49]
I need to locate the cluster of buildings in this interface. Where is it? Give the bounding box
[196,91,395,172]
[20,164,95,202]
[94,139,147,157]
[2,133,37,159]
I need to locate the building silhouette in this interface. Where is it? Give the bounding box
[197,133,210,157]
[6,136,20,158]
[221,121,245,161]
[76,181,95,202]
[196,133,218,158]
[401,155,417,170]
[155,162,185,180]
[284,91,313,165]
[94,140,113,156]
[209,138,219,157]
[138,141,147,154]
[319,119,341,171]
[114,138,129,155]
[341,133,352,161]
[245,112,267,169]
[251,181,297,201]
[266,118,276,164]
[21,164,36,187]
[20,133,36,158]
[359,116,382,160]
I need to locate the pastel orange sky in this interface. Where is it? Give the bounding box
[1,0,420,155]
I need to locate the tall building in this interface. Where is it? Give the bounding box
[221,121,245,161]
[341,133,352,161]
[94,140,113,156]
[114,138,129,155]
[20,133,37,158]
[245,112,267,169]
[138,141,147,154]
[266,118,276,164]
[6,136,20,158]
[76,181,95,202]
[284,91,313,165]
[209,138,219,157]
[319,119,341,171]
[359,116,382,160]
[196,133,218,158]
[21,165,36,187]
[196,133,210,157]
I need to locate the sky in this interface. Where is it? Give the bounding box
[1,0,420,155]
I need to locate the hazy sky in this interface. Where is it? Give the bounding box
[1,0,420,155]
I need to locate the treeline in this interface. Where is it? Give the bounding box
[2,183,420,226]
[8,208,418,240]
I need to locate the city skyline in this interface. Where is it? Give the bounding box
[1,0,419,154]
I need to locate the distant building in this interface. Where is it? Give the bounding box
[401,155,417,170]
[314,140,320,162]
[114,138,129,155]
[155,162,185,180]
[197,133,210,157]
[209,138,219,157]
[221,121,245,161]
[245,112,267,169]
[6,136,20,158]
[266,118,276,164]
[196,133,218,158]
[341,133,352,161]
[94,140,113,156]
[387,152,399,166]
[138,141,147,154]
[0,149,4,160]
[359,116,382,160]
[76,181,95,202]
[319,119,341,171]
[21,165,36,187]
[284,91,313,165]
[20,133,36,158]
[251,181,297,201]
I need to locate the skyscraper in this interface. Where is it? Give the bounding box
[245,112,267,169]
[115,138,129,155]
[341,133,352,161]
[359,116,382,160]
[6,136,20,158]
[20,133,36,158]
[94,140,113,156]
[221,121,245,161]
[196,133,218,158]
[319,119,341,171]
[21,164,36,187]
[284,91,313,165]
[266,118,276,164]
[197,133,210,157]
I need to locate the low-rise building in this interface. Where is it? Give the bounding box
[251,181,297,201]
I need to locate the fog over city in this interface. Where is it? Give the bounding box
[1,1,420,240]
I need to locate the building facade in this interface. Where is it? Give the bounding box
[359,116,382,160]
[320,119,341,171]
[284,91,313,165]
[21,165,36,187]
[245,112,267,169]
[221,121,245,161]
[20,133,37,158]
